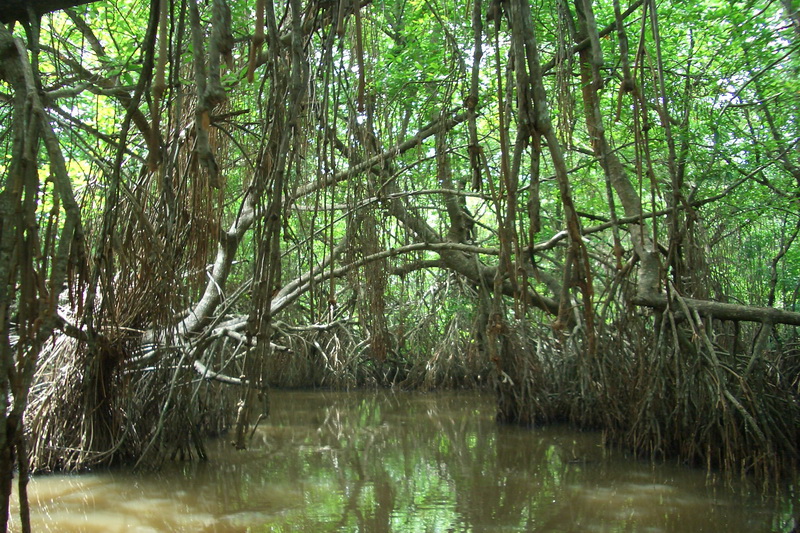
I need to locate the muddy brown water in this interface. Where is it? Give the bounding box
[9,390,799,532]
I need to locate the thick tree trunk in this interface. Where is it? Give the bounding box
[0,21,86,530]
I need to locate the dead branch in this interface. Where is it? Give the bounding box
[633,292,800,326]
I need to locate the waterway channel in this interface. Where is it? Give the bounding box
[9,390,799,532]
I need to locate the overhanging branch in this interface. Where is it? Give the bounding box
[633,293,800,326]
[0,0,100,23]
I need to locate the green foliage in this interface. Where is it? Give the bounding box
[4,0,799,486]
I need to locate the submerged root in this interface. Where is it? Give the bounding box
[400,312,491,390]
[25,333,235,472]
[494,308,800,483]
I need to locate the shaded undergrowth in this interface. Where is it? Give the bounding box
[23,294,799,487]
[23,301,492,472]
[493,306,800,485]
[26,332,236,472]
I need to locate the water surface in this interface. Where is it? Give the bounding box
[10,390,799,532]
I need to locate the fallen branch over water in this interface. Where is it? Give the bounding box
[633,292,800,326]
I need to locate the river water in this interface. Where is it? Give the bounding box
[9,390,798,532]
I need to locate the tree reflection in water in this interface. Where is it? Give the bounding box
[11,390,798,532]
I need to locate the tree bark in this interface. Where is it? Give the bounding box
[633,293,800,326]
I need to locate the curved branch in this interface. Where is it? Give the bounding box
[292,111,471,200]
[169,111,474,339]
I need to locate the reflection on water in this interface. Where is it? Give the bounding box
[10,390,799,532]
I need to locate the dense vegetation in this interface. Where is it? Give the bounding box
[1,0,799,529]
